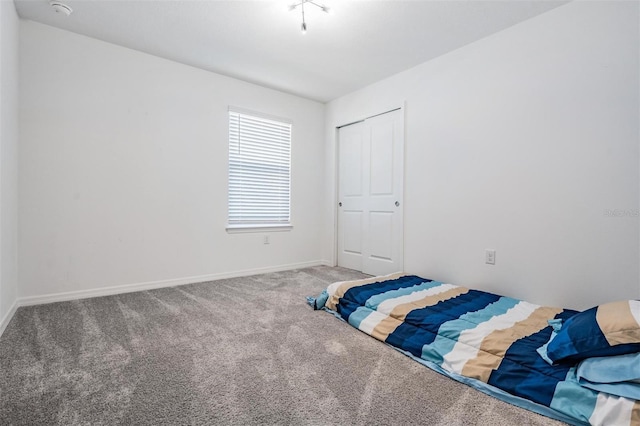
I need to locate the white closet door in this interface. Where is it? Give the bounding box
[337,109,404,276]
[337,121,366,271]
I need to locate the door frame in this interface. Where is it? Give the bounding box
[333,104,406,271]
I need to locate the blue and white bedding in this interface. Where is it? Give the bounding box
[576,353,640,400]
[309,273,640,426]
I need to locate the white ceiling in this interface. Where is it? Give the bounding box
[14,0,569,102]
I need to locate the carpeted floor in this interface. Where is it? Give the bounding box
[0,266,566,425]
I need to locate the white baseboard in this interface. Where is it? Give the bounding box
[0,299,18,338]
[16,260,328,307]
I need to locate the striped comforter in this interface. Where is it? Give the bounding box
[311,273,640,426]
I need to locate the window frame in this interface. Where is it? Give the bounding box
[226,107,293,233]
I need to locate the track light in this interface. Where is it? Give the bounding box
[288,0,331,34]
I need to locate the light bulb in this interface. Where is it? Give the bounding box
[301,21,307,34]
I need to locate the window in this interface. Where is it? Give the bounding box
[227,109,292,230]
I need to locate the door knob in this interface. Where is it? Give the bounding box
[395,201,400,207]
[339,202,342,207]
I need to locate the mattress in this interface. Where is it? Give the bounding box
[308,273,640,426]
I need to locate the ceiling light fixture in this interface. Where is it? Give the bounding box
[289,1,332,34]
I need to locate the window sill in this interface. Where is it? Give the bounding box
[226,224,293,234]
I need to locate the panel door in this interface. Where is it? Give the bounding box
[337,121,365,271]
[337,109,404,276]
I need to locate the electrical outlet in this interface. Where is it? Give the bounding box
[485,249,496,265]
[263,235,270,245]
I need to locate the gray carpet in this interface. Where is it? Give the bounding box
[0,266,566,425]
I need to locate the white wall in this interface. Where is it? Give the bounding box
[324,1,640,310]
[19,21,326,301]
[0,0,19,332]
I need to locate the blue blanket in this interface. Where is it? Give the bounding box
[310,274,640,426]
[576,353,640,400]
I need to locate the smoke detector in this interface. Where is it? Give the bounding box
[49,1,72,16]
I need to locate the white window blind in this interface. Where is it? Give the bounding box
[228,110,291,227]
